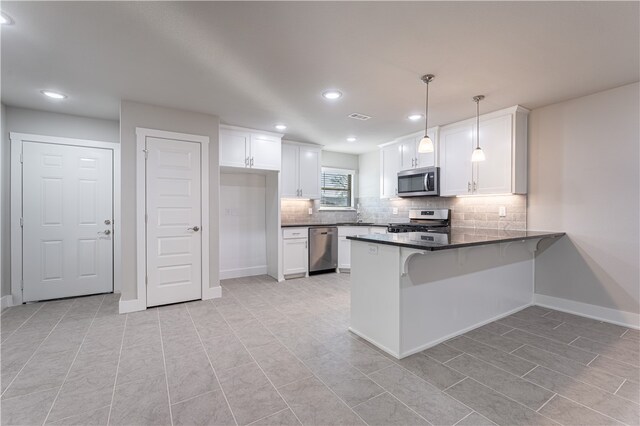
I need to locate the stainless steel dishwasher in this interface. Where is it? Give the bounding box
[308,227,338,273]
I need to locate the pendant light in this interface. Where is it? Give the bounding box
[471,95,486,162]
[417,74,435,154]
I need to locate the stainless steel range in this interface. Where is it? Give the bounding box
[387,209,451,233]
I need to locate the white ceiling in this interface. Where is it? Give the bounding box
[1,1,638,153]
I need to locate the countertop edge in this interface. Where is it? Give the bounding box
[347,231,566,251]
[281,223,389,228]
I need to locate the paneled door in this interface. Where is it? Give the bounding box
[22,142,113,302]
[145,137,202,307]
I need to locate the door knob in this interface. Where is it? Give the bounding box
[104,219,111,225]
[102,229,111,235]
[188,226,200,232]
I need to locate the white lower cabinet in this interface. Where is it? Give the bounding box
[338,226,387,271]
[282,228,308,277]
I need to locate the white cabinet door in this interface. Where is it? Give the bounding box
[298,145,321,199]
[281,143,299,198]
[283,238,308,275]
[338,236,351,269]
[22,142,113,302]
[398,136,417,171]
[220,128,249,168]
[475,114,513,195]
[416,128,437,168]
[381,143,401,198]
[250,133,281,171]
[440,123,473,196]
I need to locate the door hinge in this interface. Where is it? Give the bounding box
[20,279,24,290]
[142,149,148,160]
[19,217,23,227]
[19,153,23,164]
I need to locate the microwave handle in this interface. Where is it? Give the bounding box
[424,173,431,191]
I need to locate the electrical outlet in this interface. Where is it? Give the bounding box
[393,207,398,215]
[498,206,507,217]
[308,207,313,215]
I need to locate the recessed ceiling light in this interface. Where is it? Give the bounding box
[346,137,357,142]
[408,114,423,121]
[0,12,14,25]
[274,124,287,131]
[322,90,342,100]
[41,90,67,100]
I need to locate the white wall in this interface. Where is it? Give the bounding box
[322,151,359,171]
[1,107,119,299]
[119,100,220,301]
[0,104,7,298]
[6,107,119,142]
[529,82,640,317]
[358,150,380,199]
[219,173,267,279]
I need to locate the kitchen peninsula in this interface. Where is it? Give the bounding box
[347,228,564,359]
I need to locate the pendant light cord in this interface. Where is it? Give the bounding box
[424,81,429,135]
[476,98,480,149]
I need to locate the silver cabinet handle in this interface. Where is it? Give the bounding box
[188,226,200,232]
[414,157,418,167]
[468,182,471,192]
[473,181,477,192]
[250,157,254,167]
[305,240,307,249]
[245,157,249,166]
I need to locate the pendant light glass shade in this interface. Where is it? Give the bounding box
[418,74,435,154]
[471,147,486,162]
[418,135,434,153]
[471,95,486,162]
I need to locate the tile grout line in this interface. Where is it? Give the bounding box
[519,364,539,378]
[509,344,526,354]
[184,302,240,426]
[219,292,373,426]
[156,308,175,426]
[42,295,107,425]
[535,392,557,412]
[106,311,128,426]
[567,336,581,345]
[245,407,290,426]
[2,302,46,341]
[441,376,468,392]
[552,321,564,330]
[586,353,598,366]
[210,303,306,426]
[613,378,627,395]
[619,329,629,338]
[1,300,77,400]
[355,390,434,426]
[452,411,475,426]
[445,376,560,425]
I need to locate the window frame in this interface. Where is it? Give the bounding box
[319,167,356,211]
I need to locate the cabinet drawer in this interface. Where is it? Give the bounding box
[283,228,308,239]
[369,227,388,235]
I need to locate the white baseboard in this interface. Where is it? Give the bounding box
[348,327,401,359]
[534,294,640,330]
[203,285,222,300]
[118,297,146,314]
[1,295,13,310]
[219,265,267,280]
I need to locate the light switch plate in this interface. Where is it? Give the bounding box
[498,206,507,217]
[308,208,313,215]
[393,207,398,215]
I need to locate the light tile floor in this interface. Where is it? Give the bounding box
[1,273,638,425]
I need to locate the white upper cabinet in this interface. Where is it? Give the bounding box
[281,143,299,198]
[380,143,401,198]
[397,128,438,172]
[281,142,321,199]
[439,106,529,196]
[219,125,282,171]
[298,145,321,199]
[440,121,474,196]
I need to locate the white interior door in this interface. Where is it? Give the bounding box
[145,137,202,307]
[22,142,113,302]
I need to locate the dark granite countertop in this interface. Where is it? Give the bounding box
[282,223,389,228]
[347,228,565,251]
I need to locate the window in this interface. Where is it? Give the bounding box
[320,168,355,209]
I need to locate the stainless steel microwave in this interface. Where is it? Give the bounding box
[397,166,440,197]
